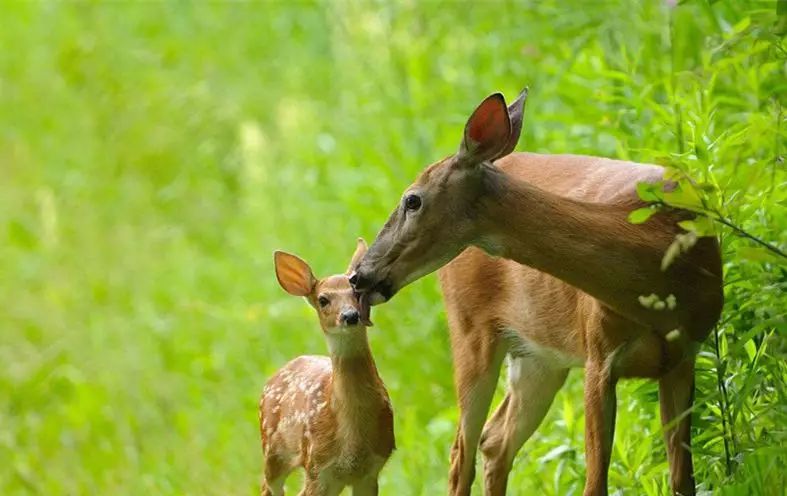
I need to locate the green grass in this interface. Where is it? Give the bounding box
[1,1,785,494]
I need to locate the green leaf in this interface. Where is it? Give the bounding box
[636,182,663,202]
[678,216,716,236]
[738,246,787,265]
[628,207,657,224]
[663,185,704,210]
[562,395,575,433]
[744,339,756,362]
[693,181,719,193]
[539,445,573,464]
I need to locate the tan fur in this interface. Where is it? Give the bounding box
[262,241,394,496]
[441,153,718,496]
[353,91,722,496]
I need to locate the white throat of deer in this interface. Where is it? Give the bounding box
[325,328,382,415]
[325,327,372,358]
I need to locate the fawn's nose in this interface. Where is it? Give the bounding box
[340,309,360,326]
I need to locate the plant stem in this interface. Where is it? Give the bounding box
[709,212,787,259]
[655,199,787,259]
[712,325,734,477]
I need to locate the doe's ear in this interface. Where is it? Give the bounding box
[274,251,316,297]
[497,87,528,159]
[346,237,368,275]
[459,92,511,164]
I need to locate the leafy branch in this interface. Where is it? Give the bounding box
[629,169,787,269]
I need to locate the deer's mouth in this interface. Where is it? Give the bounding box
[354,280,393,327]
[357,292,373,327]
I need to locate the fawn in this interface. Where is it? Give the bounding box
[260,238,394,496]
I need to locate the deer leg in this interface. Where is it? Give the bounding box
[583,359,617,496]
[448,337,505,496]
[261,454,291,496]
[659,355,696,496]
[480,355,568,496]
[261,476,285,496]
[352,477,379,496]
[299,475,343,496]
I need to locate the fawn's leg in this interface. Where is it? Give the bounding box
[352,477,379,496]
[447,330,506,496]
[480,355,568,496]
[299,474,343,496]
[261,453,292,496]
[660,355,697,496]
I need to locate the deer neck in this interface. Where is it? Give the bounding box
[476,165,676,329]
[325,330,383,415]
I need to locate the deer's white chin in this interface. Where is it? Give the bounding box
[368,292,387,306]
[325,328,356,338]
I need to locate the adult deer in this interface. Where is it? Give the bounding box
[351,88,723,496]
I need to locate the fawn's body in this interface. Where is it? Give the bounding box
[261,241,394,496]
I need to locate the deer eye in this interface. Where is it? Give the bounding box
[318,296,330,307]
[404,194,422,211]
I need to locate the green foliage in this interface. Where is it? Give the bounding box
[1,1,784,495]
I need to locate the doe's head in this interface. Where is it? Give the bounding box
[274,238,370,333]
[351,87,528,304]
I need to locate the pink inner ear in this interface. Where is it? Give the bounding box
[468,97,508,146]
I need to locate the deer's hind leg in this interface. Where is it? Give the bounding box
[660,354,697,496]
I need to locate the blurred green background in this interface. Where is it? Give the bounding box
[1,1,785,495]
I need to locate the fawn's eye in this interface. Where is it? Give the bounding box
[404,193,422,211]
[318,296,330,307]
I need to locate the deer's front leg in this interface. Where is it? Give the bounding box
[447,334,505,496]
[583,360,617,496]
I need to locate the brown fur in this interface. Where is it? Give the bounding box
[261,241,394,496]
[443,154,719,496]
[353,90,722,496]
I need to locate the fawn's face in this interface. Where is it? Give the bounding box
[274,238,370,335]
[310,275,363,332]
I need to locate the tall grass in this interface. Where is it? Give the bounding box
[1,1,784,494]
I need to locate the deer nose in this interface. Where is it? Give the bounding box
[340,309,360,326]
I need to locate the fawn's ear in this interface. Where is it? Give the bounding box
[274,251,316,297]
[458,92,512,164]
[346,237,368,275]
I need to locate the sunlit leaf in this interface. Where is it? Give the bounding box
[678,216,716,236]
[663,185,704,210]
[744,339,757,362]
[539,445,574,464]
[636,182,664,202]
[628,207,657,224]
